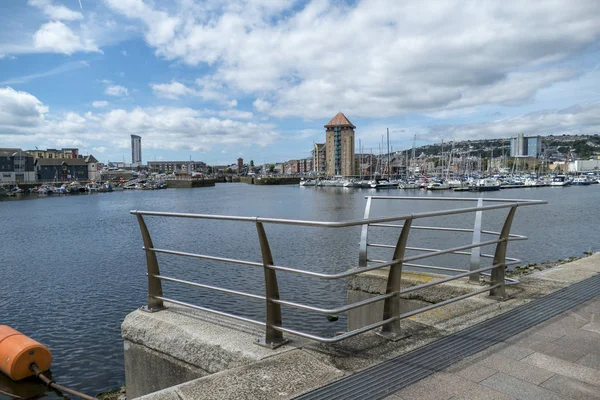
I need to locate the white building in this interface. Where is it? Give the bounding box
[131,135,142,165]
[568,159,600,172]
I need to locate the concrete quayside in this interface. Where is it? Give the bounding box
[122,253,600,399]
[119,195,599,399]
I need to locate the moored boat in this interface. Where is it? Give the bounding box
[469,178,500,192]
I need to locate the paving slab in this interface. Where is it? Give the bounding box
[540,374,600,400]
[454,363,498,383]
[581,321,600,334]
[576,353,600,370]
[492,344,534,361]
[522,352,600,387]
[476,354,555,385]
[395,372,508,400]
[480,372,567,400]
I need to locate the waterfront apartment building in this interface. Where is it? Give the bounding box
[26,148,79,160]
[35,155,99,182]
[510,134,542,158]
[312,143,326,174]
[131,135,142,165]
[147,161,206,173]
[0,148,35,183]
[325,112,355,176]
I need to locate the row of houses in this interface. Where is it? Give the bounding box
[0,148,100,183]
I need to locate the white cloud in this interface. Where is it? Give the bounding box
[104,85,128,97]
[0,87,48,133]
[28,0,83,21]
[149,79,238,106]
[150,81,195,99]
[105,0,600,119]
[33,21,98,54]
[429,102,600,141]
[253,99,271,113]
[92,101,109,108]
[0,87,278,154]
[218,109,253,120]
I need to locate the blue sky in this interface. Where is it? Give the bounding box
[1,0,599,165]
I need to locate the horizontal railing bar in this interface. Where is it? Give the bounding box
[481,272,521,286]
[369,224,527,241]
[273,317,397,344]
[406,247,521,262]
[131,200,546,229]
[363,246,522,267]
[403,239,501,263]
[398,284,503,319]
[403,263,466,273]
[268,239,502,280]
[266,259,398,280]
[272,292,395,314]
[148,248,264,267]
[370,224,475,233]
[400,264,501,295]
[150,245,521,280]
[368,243,395,249]
[155,275,265,300]
[366,196,546,204]
[153,296,266,327]
[273,282,504,342]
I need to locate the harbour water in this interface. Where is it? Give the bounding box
[0,184,598,398]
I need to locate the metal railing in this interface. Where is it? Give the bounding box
[131,196,545,347]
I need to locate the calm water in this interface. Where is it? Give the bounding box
[0,184,598,398]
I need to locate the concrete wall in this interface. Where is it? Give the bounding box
[164,179,216,188]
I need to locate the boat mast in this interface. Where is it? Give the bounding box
[387,128,391,180]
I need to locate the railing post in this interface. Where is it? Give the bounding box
[490,206,517,299]
[378,217,412,341]
[256,221,287,348]
[469,197,484,284]
[358,196,372,268]
[135,214,165,311]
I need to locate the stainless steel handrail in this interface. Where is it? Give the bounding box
[132,196,546,347]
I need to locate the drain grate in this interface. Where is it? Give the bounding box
[296,274,600,400]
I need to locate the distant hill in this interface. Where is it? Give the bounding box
[400,134,600,159]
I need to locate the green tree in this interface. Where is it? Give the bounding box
[250,160,254,167]
[269,164,275,172]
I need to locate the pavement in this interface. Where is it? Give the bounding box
[386,295,600,400]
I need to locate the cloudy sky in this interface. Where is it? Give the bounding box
[1,0,599,164]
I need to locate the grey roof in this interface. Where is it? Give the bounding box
[0,148,26,157]
[35,158,89,166]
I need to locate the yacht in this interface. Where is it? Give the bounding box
[299,179,316,187]
[370,179,397,189]
[550,175,571,187]
[86,182,99,192]
[398,180,419,189]
[427,181,450,190]
[572,177,591,186]
[469,178,500,192]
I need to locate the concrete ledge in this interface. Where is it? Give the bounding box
[122,304,297,398]
[124,341,208,398]
[138,350,345,400]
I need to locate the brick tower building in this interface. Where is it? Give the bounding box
[325,112,355,177]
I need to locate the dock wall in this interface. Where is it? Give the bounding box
[122,254,600,399]
[164,179,216,188]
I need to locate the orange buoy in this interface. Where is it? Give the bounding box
[0,326,52,381]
